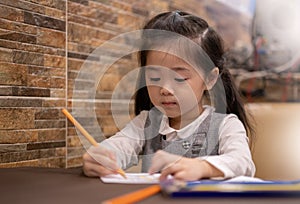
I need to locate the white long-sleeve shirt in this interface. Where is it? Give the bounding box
[101,106,256,178]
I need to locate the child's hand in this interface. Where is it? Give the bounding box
[82,145,119,177]
[148,150,212,181]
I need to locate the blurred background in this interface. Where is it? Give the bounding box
[0,0,299,180]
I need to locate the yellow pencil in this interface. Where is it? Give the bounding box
[61,108,126,179]
[102,184,161,204]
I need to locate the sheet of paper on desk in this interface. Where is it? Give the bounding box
[100,173,162,184]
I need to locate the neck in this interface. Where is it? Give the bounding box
[169,105,204,129]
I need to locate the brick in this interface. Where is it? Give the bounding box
[0,98,42,107]
[98,73,121,91]
[0,18,37,35]
[35,120,65,129]
[67,127,77,136]
[67,52,99,61]
[27,141,66,150]
[13,51,44,66]
[28,66,51,76]
[49,67,65,77]
[50,77,65,88]
[132,4,149,16]
[11,87,50,97]
[67,147,85,158]
[88,1,113,13]
[69,0,88,6]
[68,2,116,24]
[27,75,51,88]
[0,47,13,63]
[0,153,11,163]
[42,99,65,107]
[0,39,63,56]
[67,58,84,71]
[0,108,35,129]
[3,149,64,163]
[40,148,56,158]
[0,5,23,22]
[45,7,65,20]
[0,144,27,153]
[24,11,65,32]
[38,129,65,142]
[0,130,38,144]
[0,32,36,44]
[50,89,65,98]
[68,14,104,28]
[35,108,60,119]
[0,87,12,96]
[55,147,66,157]
[0,0,45,15]
[0,62,27,86]
[27,0,66,11]
[68,23,97,44]
[102,22,124,33]
[102,125,119,135]
[37,28,66,49]
[67,136,82,147]
[44,55,66,68]
[67,156,82,168]
[38,157,65,168]
[68,42,95,53]
[111,1,132,12]
[117,13,143,28]
[0,159,39,168]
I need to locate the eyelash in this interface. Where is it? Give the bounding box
[174,78,187,82]
[149,78,188,82]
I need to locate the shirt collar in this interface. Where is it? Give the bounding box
[158,106,213,141]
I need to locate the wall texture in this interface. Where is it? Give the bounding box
[0,0,251,168]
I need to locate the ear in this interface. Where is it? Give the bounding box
[205,67,219,90]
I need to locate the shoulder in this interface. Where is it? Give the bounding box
[130,110,149,126]
[218,113,247,139]
[205,105,246,137]
[206,106,244,130]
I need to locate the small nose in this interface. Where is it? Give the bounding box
[160,84,174,96]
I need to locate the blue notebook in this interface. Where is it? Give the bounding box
[160,176,300,198]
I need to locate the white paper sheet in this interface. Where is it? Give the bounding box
[100,174,267,185]
[100,173,162,184]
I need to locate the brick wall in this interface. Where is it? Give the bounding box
[0,0,251,168]
[0,0,67,167]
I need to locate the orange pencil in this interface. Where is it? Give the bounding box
[61,108,126,179]
[102,184,161,204]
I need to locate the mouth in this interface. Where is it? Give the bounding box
[161,101,177,107]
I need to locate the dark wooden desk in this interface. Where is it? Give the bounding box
[0,167,300,204]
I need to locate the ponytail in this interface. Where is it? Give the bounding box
[212,68,255,149]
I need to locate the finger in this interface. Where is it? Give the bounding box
[107,151,117,161]
[148,151,168,174]
[83,161,116,177]
[91,153,119,170]
[87,145,112,157]
[159,163,182,181]
[86,146,119,171]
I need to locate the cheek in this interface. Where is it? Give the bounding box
[147,86,159,100]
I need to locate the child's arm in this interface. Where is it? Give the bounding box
[83,145,119,177]
[83,111,149,177]
[203,114,255,178]
[149,114,255,181]
[149,150,224,181]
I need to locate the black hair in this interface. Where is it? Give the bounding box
[134,11,255,146]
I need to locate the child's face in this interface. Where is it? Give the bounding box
[145,51,207,120]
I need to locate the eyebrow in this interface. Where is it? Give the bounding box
[146,66,160,71]
[146,66,191,73]
[171,67,191,72]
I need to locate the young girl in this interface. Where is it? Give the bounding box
[83,11,255,181]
